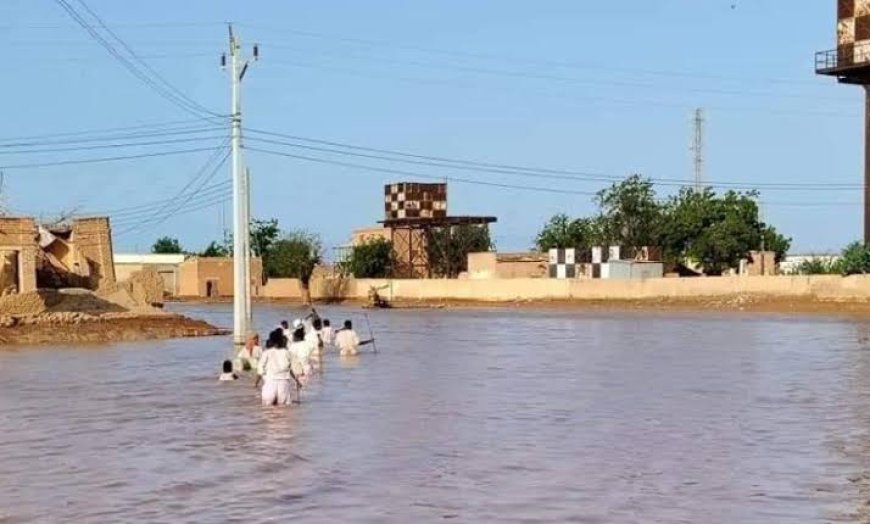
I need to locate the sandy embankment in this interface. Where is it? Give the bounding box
[0,271,227,345]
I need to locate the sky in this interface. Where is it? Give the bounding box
[0,0,861,256]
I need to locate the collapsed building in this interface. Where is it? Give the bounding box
[0,216,115,295]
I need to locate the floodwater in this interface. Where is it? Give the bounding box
[2,305,870,523]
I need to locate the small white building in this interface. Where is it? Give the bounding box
[779,253,840,275]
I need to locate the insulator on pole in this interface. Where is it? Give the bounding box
[221,53,226,69]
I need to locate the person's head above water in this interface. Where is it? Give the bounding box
[267,328,286,349]
[222,360,233,373]
[293,326,305,342]
[344,320,352,330]
[313,318,322,330]
[280,320,289,329]
[323,319,331,327]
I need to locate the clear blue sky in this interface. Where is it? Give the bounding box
[0,0,859,255]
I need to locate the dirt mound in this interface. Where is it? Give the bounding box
[0,314,227,345]
[98,268,164,308]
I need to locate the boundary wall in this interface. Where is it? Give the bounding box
[241,275,870,302]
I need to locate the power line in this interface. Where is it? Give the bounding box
[114,147,230,235]
[0,126,221,149]
[263,42,848,103]
[265,58,858,119]
[241,23,826,88]
[245,129,861,190]
[0,118,220,143]
[0,146,222,170]
[247,145,599,196]
[114,191,232,237]
[71,0,222,118]
[75,180,230,219]
[53,0,224,123]
[110,185,231,225]
[248,145,868,207]
[0,135,226,155]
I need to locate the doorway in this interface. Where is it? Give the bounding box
[205,279,219,298]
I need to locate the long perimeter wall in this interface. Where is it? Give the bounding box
[256,275,870,302]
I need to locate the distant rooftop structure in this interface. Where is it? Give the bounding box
[114,253,187,265]
[816,1,870,242]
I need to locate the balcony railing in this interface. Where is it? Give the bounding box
[816,42,870,75]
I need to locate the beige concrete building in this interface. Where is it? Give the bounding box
[0,217,39,294]
[177,257,263,298]
[466,252,549,280]
[114,253,187,296]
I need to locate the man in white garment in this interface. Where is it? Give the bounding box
[321,319,334,347]
[335,320,374,357]
[256,329,300,406]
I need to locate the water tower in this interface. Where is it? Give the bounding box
[816,0,870,242]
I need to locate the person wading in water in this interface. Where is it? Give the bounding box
[255,329,301,406]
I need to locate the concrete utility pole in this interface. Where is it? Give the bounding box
[691,108,704,191]
[243,167,252,328]
[224,25,258,347]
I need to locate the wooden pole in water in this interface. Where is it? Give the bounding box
[364,312,378,353]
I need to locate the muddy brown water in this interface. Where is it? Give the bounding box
[2,304,870,523]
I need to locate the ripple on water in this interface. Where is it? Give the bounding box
[0,305,869,522]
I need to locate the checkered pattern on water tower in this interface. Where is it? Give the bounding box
[384,183,448,220]
[838,0,870,66]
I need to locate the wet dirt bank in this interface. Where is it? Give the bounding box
[0,313,227,345]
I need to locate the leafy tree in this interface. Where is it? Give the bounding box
[199,240,229,257]
[595,174,662,249]
[266,230,322,304]
[250,218,280,258]
[534,214,602,252]
[345,238,392,278]
[427,225,492,278]
[838,242,870,275]
[660,188,791,275]
[152,236,183,254]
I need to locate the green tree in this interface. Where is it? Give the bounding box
[426,225,492,278]
[152,236,183,254]
[199,240,229,257]
[266,230,322,304]
[534,214,602,252]
[838,242,870,275]
[660,188,791,275]
[345,238,393,278]
[595,174,662,249]
[250,218,280,258]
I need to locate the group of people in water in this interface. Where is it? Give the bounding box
[218,312,374,406]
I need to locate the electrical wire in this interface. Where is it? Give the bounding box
[71,0,222,118]
[0,135,226,155]
[248,145,867,208]
[265,58,857,119]
[245,130,862,191]
[241,23,827,88]
[0,126,222,149]
[264,42,845,103]
[113,145,230,236]
[0,146,222,170]
[247,145,598,196]
[74,180,230,218]
[0,118,221,143]
[53,0,224,123]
